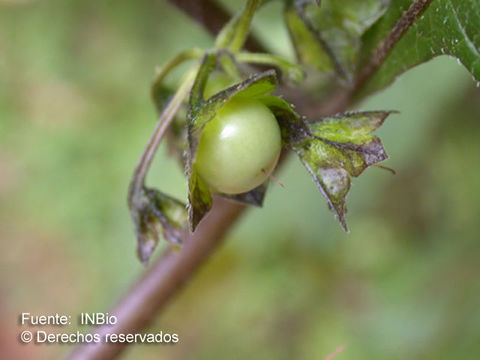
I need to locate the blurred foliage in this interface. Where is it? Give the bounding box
[360,0,480,95]
[285,0,389,82]
[0,0,479,359]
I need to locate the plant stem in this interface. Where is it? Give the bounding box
[229,0,260,52]
[67,198,246,360]
[151,48,203,104]
[215,0,261,52]
[128,66,197,208]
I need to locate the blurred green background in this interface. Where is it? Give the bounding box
[1,0,479,359]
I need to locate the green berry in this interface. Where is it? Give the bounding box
[194,97,282,194]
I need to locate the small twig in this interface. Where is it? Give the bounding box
[151,48,203,106]
[128,67,197,208]
[223,0,261,52]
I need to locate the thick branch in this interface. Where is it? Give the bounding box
[166,0,266,53]
[68,198,246,360]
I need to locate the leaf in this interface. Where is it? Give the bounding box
[284,3,339,77]
[131,187,187,264]
[359,0,480,94]
[285,0,390,83]
[292,111,395,230]
[186,53,279,230]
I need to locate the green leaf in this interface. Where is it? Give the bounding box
[285,0,389,83]
[285,3,337,77]
[360,0,480,94]
[131,188,187,264]
[293,111,395,230]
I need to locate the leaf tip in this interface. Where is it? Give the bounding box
[339,217,349,233]
[137,236,156,266]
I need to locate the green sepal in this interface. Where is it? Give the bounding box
[131,187,187,264]
[187,166,213,231]
[218,183,268,207]
[257,94,311,145]
[293,111,395,231]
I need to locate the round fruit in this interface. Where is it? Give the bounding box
[194,97,282,195]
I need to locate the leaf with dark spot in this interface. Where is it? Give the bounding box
[293,111,395,230]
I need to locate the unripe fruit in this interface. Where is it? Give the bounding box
[194,98,282,194]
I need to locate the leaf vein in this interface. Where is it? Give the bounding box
[448,0,480,58]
